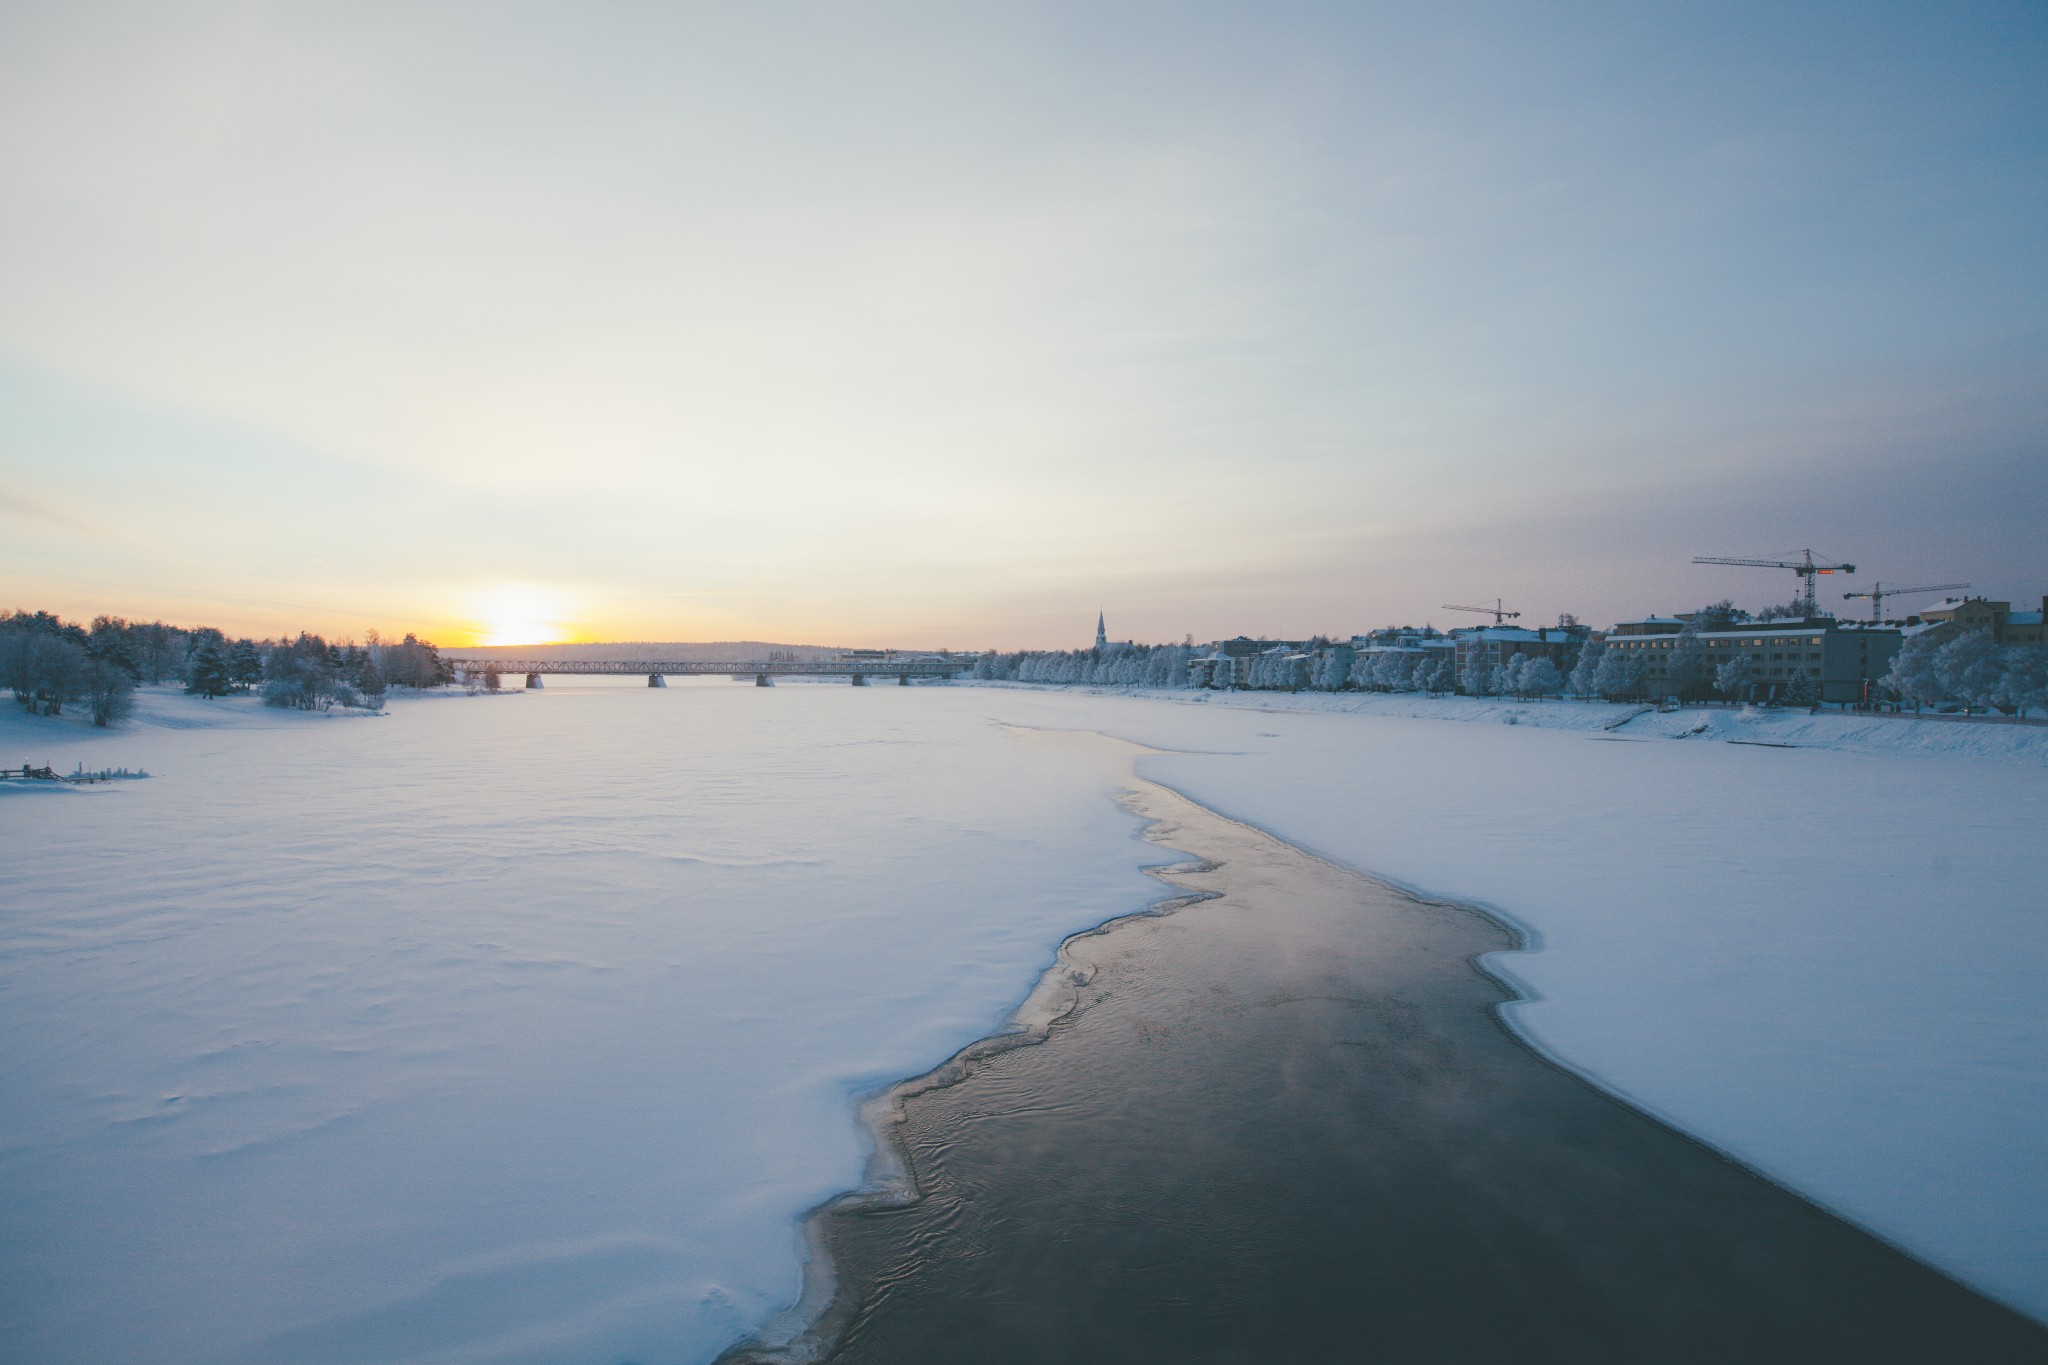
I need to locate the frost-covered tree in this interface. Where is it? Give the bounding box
[1581,646,1630,699]
[87,616,141,681]
[29,634,87,714]
[1315,645,1354,691]
[1502,652,1530,697]
[1780,669,1819,709]
[1460,644,1491,697]
[1567,638,1605,699]
[1670,625,1711,702]
[342,644,387,709]
[83,654,136,726]
[1268,655,1311,691]
[1714,655,1757,704]
[131,621,183,683]
[264,633,341,710]
[1933,630,2005,712]
[1520,657,1563,699]
[1487,663,1512,698]
[1690,600,1748,631]
[1995,646,2048,717]
[1881,632,1945,711]
[1622,652,1648,699]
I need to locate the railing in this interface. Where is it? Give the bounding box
[442,658,964,677]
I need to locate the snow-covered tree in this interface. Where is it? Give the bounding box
[82,654,136,726]
[1882,632,1944,711]
[1933,630,2005,712]
[1315,646,1354,691]
[131,621,183,683]
[1780,670,1819,709]
[264,633,342,710]
[1520,657,1563,699]
[1714,655,1757,704]
[1591,647,1639,700]
[1622,652,1648,699]
[1690,599,1748,631]
[1460,645,1491,696]
[1670,625,1711,702]
[1996,646,2048,717]
[185,639,232,698]
[228,639,264,691]
[1503,652,1530,697]
[1568,638,1605,699]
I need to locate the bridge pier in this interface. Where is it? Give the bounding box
[525,673,542,689]
[484,671,501,691]
[755,673,772,687]
[648,674,666,688]
[850,673,867,686]
[898,673,911,686]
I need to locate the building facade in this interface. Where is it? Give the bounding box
[1601,617,1902,705]
[1450,625,1581,680]
[1909,596,2047,648]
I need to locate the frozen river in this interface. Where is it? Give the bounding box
[1,679,1165,1365]
[3,678,2045,1362]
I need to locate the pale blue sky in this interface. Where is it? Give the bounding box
[2,2,2043,646]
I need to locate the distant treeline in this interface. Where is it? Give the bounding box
[1,610,454,726]
[972,644,1199,688]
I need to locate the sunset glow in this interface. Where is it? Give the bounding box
[469,586,574,647]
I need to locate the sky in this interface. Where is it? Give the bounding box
[2,1,2043,649]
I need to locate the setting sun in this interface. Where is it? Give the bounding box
[471,585,573,646]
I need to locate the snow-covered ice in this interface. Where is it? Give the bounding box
[0,680,1163,1365]
[4,677,2045,1363]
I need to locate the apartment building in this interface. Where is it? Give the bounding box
[1910,596,2047,648]
[1601,617,1902,705]
[1450,625,1583,679]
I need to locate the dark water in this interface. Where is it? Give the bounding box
[723,780,2047,1364]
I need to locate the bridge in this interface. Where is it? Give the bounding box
[441,657,967,689]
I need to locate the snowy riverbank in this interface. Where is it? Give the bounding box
[960,679,2048,763]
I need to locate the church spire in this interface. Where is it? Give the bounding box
[1095,610,1107,649]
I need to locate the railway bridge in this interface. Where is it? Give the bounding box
[441,657,966,689]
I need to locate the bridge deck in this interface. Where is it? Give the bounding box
[443,659,962,678]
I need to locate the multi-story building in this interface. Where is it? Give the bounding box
[1909,596,2047,648]
[1349,626,1445,650]
[1450,625,1581,681]
[1600,617,1902,705]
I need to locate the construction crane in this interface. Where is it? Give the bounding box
[1443,599,1520,625]
[1841,581,1970,624]
[1691,549,1855,617]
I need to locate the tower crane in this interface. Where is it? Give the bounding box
[1443,599,1520,625]
[1841,581,1970,624]
[1691,549,1855,617]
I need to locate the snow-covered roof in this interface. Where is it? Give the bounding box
[2009,611,2044,627]
[1697,625,1829,638]
[1455,626,1547,641]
